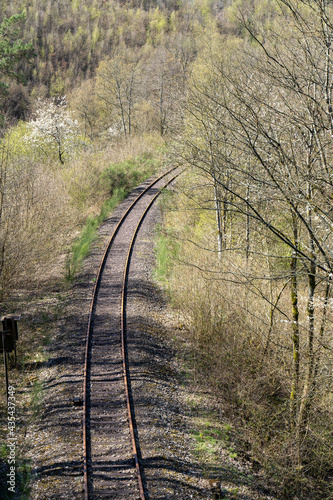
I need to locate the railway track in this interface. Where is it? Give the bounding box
[82,168,179,499]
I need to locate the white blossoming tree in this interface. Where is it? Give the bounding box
[28,97,81,164]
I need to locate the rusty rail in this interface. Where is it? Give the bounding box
[83,168,179,499]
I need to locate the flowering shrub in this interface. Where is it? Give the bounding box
[28,97,82,164]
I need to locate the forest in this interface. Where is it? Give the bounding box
[0,0,332,498]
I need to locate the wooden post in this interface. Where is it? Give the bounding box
[2,330,8,403]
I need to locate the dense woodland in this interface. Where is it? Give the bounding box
[0,0,333,498]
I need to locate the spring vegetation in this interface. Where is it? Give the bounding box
[0,0,332,498]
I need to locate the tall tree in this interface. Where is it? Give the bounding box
[96,47,143,137]
[181,0,333,470]
[0,13,34,116]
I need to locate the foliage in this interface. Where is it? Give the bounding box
[0,134,78,297]
[0,0,205,97]
[154,225,179,282]
[70,79,101,139]
[4,119,31,156]
[161,2,333,492]
[66,151,159,280]
[0,124,163,295]
[0,12,34,100]
[27,97,82,163]
[96,47,143,137]
[94,42,186,137]
[101,152,158,195]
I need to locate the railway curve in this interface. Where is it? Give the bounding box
[83,169,180,499]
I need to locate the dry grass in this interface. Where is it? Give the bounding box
[0,133,165,297]
[0,157,76,296]
[0,131,166,498]
[156,172,333,498]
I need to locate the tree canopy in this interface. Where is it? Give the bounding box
[0,13,34,101]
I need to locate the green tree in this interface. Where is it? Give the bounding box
[0,13,34,108]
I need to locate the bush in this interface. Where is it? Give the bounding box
[0,152,77,297]
[100,152,158,196]
[156,173,333,498]
[66,151,159,280]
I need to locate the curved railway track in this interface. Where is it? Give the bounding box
[83,168,179,499]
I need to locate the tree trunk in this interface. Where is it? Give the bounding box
[290,211,300,425]
[296,262,316,439]
[296,192,316,440]
[246,184,250,262]
[214,180,223,260]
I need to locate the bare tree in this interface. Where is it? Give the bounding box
[96,47,143,137]
[70,79,102,140]
[179,0,333,469]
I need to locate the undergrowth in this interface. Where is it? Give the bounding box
[155,178,333,499]
[65,187,126,280]
[66,152,158,280]
[154,191,180,282]
[154,228,179,282]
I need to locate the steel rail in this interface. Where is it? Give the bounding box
[120,172,179,500]
[83,168,179,500]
